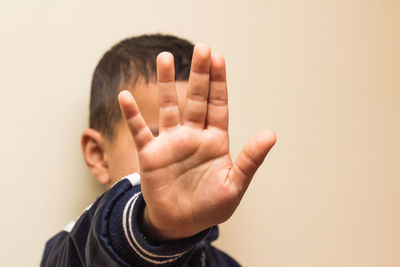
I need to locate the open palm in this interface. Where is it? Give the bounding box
[118,44,276,240]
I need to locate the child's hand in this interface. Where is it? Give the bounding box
[118,44,276,240]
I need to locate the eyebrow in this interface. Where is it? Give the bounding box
[150,128,159,137]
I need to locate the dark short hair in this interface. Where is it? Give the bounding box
[89,34,194,139]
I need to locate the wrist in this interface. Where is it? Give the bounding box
[139,207,175,242]
[140,207,201,241]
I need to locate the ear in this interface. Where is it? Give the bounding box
[81,128,111,185]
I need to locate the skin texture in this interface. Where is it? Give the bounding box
[115,44,277,240]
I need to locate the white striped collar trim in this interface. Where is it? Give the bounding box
[125,172,141,187]
[63,221,76,233]
[111,172,141,188]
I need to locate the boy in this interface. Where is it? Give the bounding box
[41,34,276,266]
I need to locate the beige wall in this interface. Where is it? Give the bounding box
[1,1,399,266]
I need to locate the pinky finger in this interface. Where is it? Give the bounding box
[118,90,154,151]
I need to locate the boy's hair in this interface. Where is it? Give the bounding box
[89,34,194,140]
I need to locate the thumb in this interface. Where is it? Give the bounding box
[231,129,277,195]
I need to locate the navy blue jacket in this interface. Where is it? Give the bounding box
[41,174,241,267]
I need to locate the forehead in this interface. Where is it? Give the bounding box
[128,80,188,130]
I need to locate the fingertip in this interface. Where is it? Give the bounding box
[257,129,277,148]
[211,52,225,65]
[210,53,226,81]
[194,43,211,57]
[157,52,174,65]
[118,90,137,119]
[157,52,175,82]
[118,90,131,105]
[118,89,131,98]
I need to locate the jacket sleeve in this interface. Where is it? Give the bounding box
[41,173,211,267]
